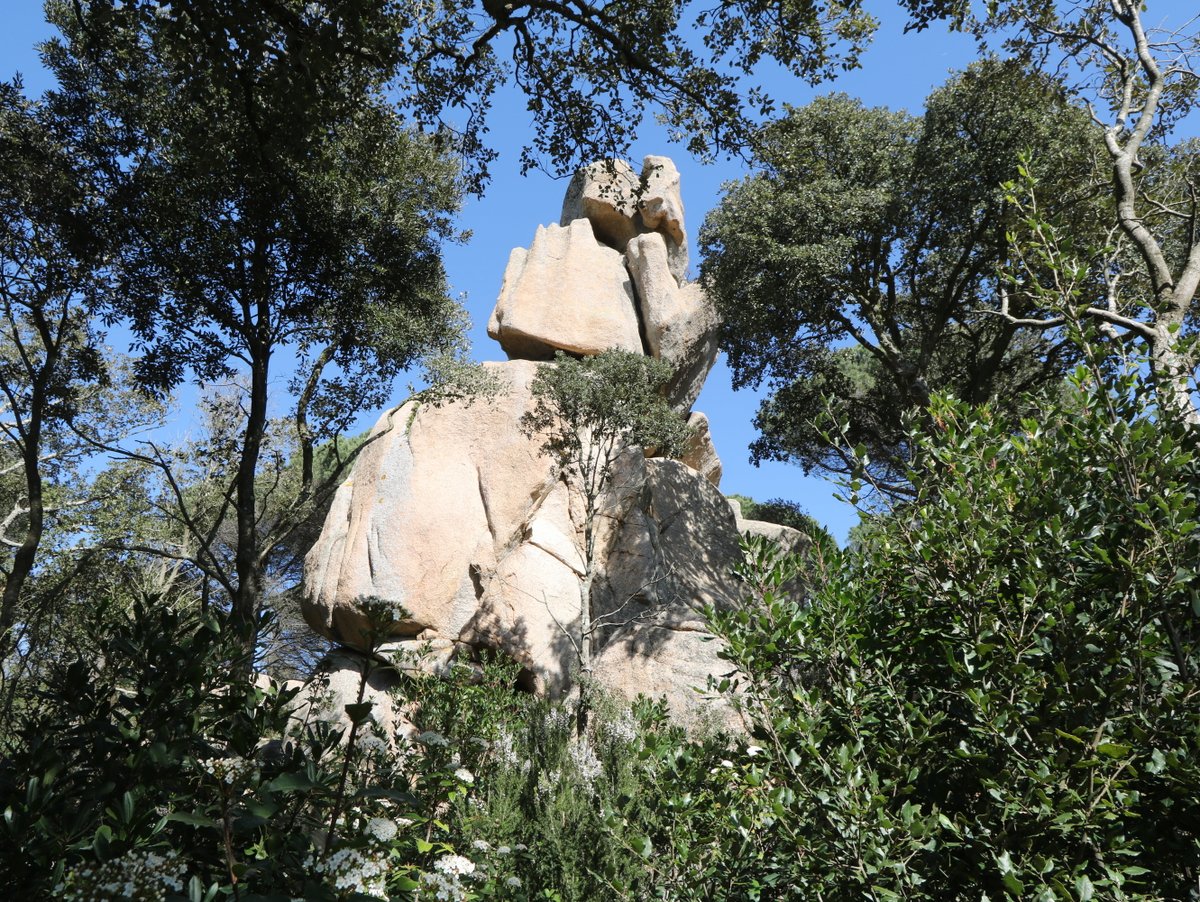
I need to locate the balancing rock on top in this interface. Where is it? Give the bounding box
[490,155,716,413]
[560,156,688,285]
[486,218,643,359]
[559,159,642,251]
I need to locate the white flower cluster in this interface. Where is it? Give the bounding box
[535,767,562,801]
[436,854,475,876]
[453,767,474,785]
[603,711,638,745]
[196,755,255,785]
[419,730,450,748]
[419,870,465,901]
[419,854,476,901]
[55,849,185,901]
[366,817,399,843]
[545,705,572,732]
[307,847,388,899]
[569,739,603,786]
[492,728,519,766]
[356,729,389,755]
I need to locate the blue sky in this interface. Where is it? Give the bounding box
[3,2,1193,543]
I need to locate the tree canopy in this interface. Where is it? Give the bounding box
[40,0,470,643]
[701,58,1103,488]
[898,0,1200,422]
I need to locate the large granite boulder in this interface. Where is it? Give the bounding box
[626,232,719,411]
[487,218,644,359]
[304,360,561,651]
[299,156,801,730]
[303,360,741,720]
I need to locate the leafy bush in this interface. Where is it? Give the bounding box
[0,586,687,900]
[654,365,1200,899]
[412,654,690,901]
[0,597,532,899]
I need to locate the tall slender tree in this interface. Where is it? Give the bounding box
[43,1,468,650]
[522,350,688,729]
[0,79,111,661]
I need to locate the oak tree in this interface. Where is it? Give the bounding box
[701,58,1103,488]
[44,1,468,648]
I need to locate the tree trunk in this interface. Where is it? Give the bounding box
[232,348,269,657]
[1149,326,1199,425]
[0,384,47,663]
[576,507,596,736]
[296,344,336,495]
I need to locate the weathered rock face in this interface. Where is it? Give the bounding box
[560,159,641,250]
[303,361,743,719]
[679,411,722,487]
[626,232,719,411]
[305,360,559,651]
[638,155,688,284]
[487,219,644,359]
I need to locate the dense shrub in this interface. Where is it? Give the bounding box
[0,592,680,900]
[649,365,1200,899]
[6,360,1199,900]
[0,598,535,899]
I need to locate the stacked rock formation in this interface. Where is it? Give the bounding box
[301,156,797,727]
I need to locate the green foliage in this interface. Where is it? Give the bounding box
[0,79,170,702]
[0,581,689,900]
[0,592,532,898]
[727,493,841,595]
[653,365,1200,899]
[524,350,691,474]
[413,658,687,901]
[7,8,1200,902]
[700,58,1102,486]
[897,2,1200,423]
[33,0,887,194]
[37,0,471,637]
[12,355,1199,902]
[522,349,691,690]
